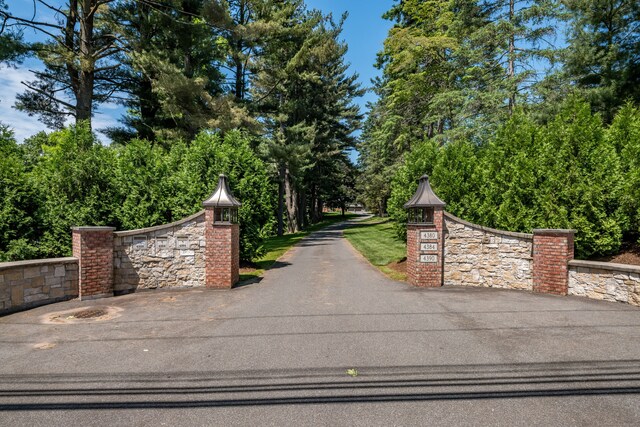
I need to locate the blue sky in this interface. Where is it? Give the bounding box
[0,0,394,146]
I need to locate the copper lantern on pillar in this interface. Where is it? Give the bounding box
[403,175,445,223]
[203,174,242,224]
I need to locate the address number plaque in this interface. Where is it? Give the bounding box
[420,242,438,252]
[420,254,438,263]
[420,231,438,240]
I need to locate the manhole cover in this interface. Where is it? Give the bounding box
[72,308,108,319]
[43,306,123,324]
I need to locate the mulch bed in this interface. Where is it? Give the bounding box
[385,258,407,274]
[592,242,640,266]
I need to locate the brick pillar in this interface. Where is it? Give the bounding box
[205,208,240,288]
[407,208,444,287]
[72,226,115,300]
[532,229,575,295]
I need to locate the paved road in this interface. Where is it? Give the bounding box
[1,220,640,426]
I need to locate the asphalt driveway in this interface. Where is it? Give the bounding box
[1,221,640,426]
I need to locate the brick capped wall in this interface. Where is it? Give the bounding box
[72,227,115,300]
[407,208,444,287]
[532,229,575,295]
[205,209,239,288]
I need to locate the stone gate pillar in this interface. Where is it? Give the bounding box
[72,226,115,300]
[404,175,446,287]
[203,174,241,289]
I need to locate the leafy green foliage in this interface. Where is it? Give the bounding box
[559,0,640,122]
[0,126,41,261]
[609,103,640,240]
[476,111,541,231]
[111,130,276,261]
[534,98,623,256]
[170,131,277,260]
[30,123,117,257]
[387,138,439,236]
[0,124,275,262]
[388,98,634,258]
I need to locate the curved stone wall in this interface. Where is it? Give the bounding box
[113,211,206,294]
[443,213,534,290]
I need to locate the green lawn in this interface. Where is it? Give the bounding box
[342,218,407,281]
[239,212,356,282]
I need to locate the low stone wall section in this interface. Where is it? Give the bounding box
[569,260,640,306]
[113,211,207,294]
[0,258,78,315]
[443,212,534,290]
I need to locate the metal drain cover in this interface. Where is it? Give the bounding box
[72,308,108,319]
[43,306,123,324]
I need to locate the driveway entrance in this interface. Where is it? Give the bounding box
[1,221,639,425]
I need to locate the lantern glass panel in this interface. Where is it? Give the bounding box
[424,207,434,223]
[408,207,434,224]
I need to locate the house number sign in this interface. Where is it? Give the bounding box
[420,254,438,263]
[420,243,437,252]
[420,231,438,240]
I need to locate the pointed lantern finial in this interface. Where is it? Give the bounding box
[203,174,242,207]
[403,175,446,209]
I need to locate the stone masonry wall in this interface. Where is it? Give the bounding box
[569,260,640,306]
[0,258,78,315]
[113,211,206,294]
[443,212,534,290]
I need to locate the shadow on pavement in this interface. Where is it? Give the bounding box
[1,360,639,410]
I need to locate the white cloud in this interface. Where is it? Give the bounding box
[0,65,123,144]
[0,65,46,143]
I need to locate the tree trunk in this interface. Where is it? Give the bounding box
[508,0,516,114]
[284,165,298,233]
[316,197,323,221]
[310,184,319,224]
[136,2,157,140]
[65,0,79,107]
[233,1,246,99]
[299,191,306,230]
[277,164,285,236]
[77,0,96,125]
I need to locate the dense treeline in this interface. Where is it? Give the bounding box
[0,0,361,261]
[388,99,640,258]
[359,0,640,258]
[0,124,274,261]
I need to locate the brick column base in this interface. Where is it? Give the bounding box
[72,226,115,300]
[532,229,575,295]
[205,209,240,288]
[407,208,444,287]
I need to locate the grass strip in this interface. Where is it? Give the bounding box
[342,218,407,281]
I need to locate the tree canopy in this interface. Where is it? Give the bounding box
[0,0,361,261]
[358,0,640,259]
